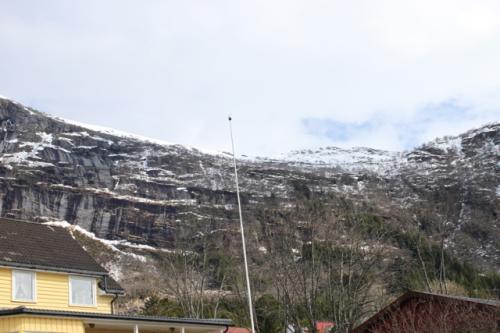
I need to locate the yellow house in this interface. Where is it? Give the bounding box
[0,218,231,333]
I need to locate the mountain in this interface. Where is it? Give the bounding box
[0,96,498,309]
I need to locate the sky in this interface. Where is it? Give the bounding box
[0,0,499,156]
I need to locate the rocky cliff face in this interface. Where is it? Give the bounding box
[0,96,498,273]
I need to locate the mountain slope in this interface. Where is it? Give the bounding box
[0,96,498,276]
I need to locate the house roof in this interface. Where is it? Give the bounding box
[351,290,500,333]
[98,275,125,295]
[0,218,123,294]
[0,307,232,327]
[415,291,500,307]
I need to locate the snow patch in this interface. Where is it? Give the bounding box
[259,146,404,174]
[48,115,229,157]
[43,220,179,258]
[47,184,197,206]
[61,131,113,145]
[429,136,463,154]
[258,246,268,254]
[104,261,123,281]
[43,221,148,262]
[0,132,74,167]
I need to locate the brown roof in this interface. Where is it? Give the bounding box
[351,290,500,333]
[0,218,123,294]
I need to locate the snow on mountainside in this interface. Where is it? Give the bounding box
[1,95,495,175]
[49,114,229,157]
[273,123,498,174]
[274,147,402,173]
[0,96,498,275]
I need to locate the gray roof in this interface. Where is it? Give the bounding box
[0,307,232,327]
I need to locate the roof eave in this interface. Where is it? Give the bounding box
[0,307,233,327]
[0,261,108,277]
[103,289,126,296]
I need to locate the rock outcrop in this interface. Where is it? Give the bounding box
[0,96,498,272]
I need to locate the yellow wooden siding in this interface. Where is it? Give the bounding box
[1,317,220,333]
[0,316,22,332]
[0,268,113,313]
[88,327,216,333]
[87,329,141,333]
[0,315,85,333]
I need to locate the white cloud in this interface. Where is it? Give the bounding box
[362,0,499,56]
[0,0,499,156]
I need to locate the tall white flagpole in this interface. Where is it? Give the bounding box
[228,116,256,333]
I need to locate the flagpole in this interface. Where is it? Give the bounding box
[228,116,256,333]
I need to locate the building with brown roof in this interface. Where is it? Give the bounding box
[351,290,499,333]
[0,218,231,333]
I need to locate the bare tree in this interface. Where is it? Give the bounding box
[159,247,209,318]
[321,210,387,333]
[266,198,326,333]
[267,198,387,333]
[156,219,232,319]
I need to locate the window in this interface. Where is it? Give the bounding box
[12,270,36,302]
[69,276,96,306]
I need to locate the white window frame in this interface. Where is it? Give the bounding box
[12,269,37,302]
[68,275,97,307]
